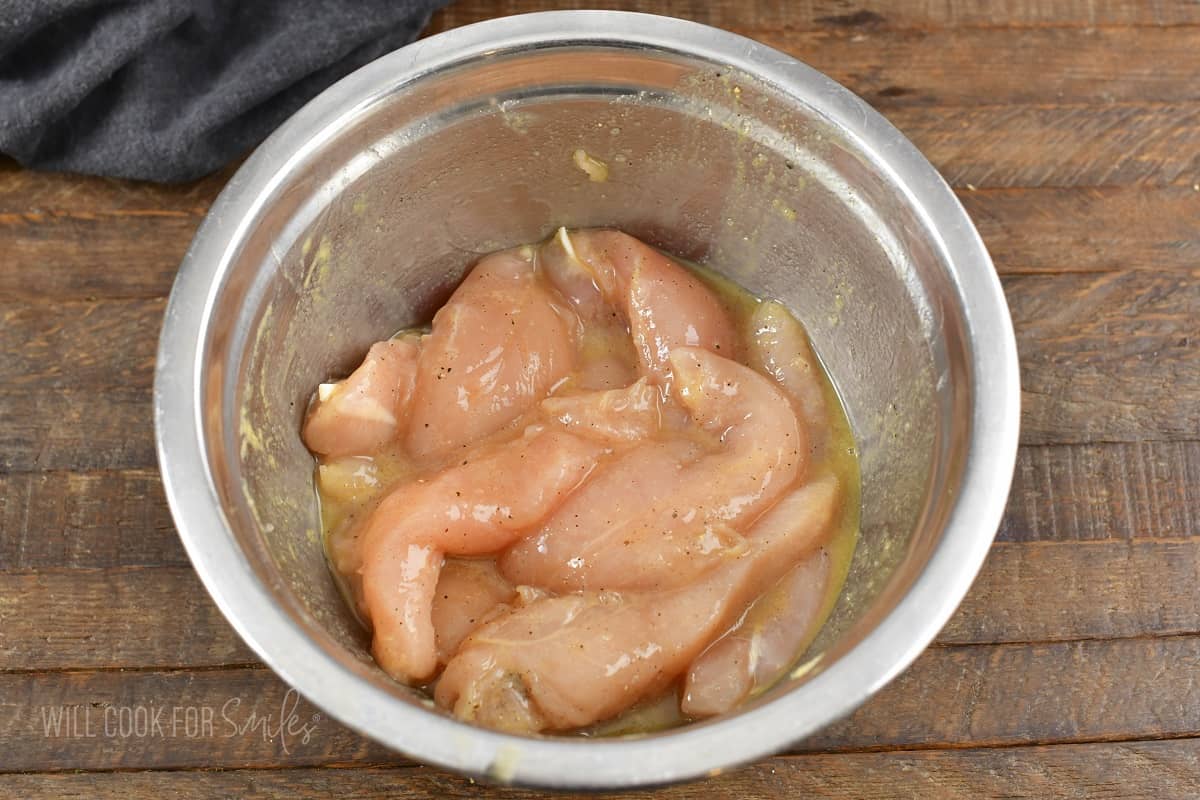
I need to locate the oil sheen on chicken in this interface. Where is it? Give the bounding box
[302,228,860,735]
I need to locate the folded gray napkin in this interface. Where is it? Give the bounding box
[0,0,448,182]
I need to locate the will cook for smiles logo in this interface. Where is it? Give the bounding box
[37,688,321,754]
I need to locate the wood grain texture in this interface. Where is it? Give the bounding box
[906,105,1200,189]
[0,299,161,388]
[0,568,257,670]
[0,389,154,472]
[6,740,1200,799]
[942,540,1200,644]
[999,441,1200,543]
[4,1,1198,792]
[0,158,227,214]
[0,211,199,299]
[428,0,1200,32]
[964,187,1200,272]
[1,438,1196,576]
[3,538,1197,670]
[804,637,1200,753]
[0,470,185,570]
[1008,270,1200,446]
[751,27,1200,108]
[3,637,1198,772]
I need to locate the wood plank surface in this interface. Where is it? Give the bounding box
[1,438,1196,575]
[3,0,1197,794]
[964,187,1200,272]
[806,637,1200,753]
[429,0,1200,32]
[902,105,1200,189]
[3,536,1197,671]
[3,637,1199,772]
[0,470,184,569]
[0,211,198,299]
[940,540,1200,644]
[0,159,227,214]
[6,739,1200,799]
[2,184,1196,302]
[1006,270,1200,446]
[1,267,1194,475]
[3,142,1197,302]
[0,389,155,472]
[11,739,1200,798]
[999,441,1200,543]
[752,27,1200,108]
[0,299,161,388]
[0,567,258,670]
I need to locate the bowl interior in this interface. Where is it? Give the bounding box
[196,32,970,765]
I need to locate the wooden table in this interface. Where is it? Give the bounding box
[2,1,1198,797]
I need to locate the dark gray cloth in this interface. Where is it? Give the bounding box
[0,0,447,182]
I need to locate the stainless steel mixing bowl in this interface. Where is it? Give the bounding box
[155,10,1019,789]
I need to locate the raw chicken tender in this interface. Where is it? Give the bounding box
[406,249,577,460]
[540,228,737,384]
[303,338,419,457]
[500,438,740,592]
[432,559,516,665]
[748,300,830,456]
[681,513,835,716]
[540,378,662,443]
